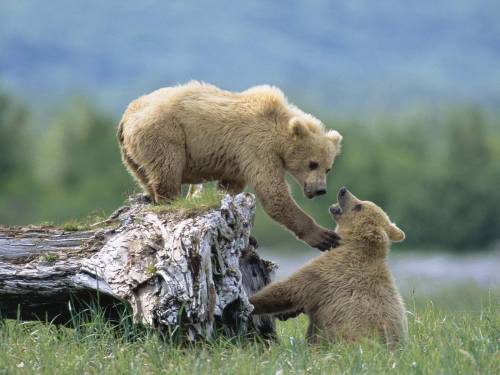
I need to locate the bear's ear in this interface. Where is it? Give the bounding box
[326,130,343,148]
[288,117,310,138]
[386,223,405,242]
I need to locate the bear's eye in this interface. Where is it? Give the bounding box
[326,168,331,174]
[309,161,319,170]
[352,204,363,212]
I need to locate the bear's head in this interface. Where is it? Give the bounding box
[284,117,343,199]
[329,187,405,247]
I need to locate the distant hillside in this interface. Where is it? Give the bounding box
[1,0,499,115]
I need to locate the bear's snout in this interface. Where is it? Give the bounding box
[304,187,327,198]
[304,183,326,199]
[337,186,352,208]
[304,184,315,199]
[316,188,327,196]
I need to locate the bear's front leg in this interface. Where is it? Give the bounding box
[300,224,341,251]
[250,279,297,315]
[253,174,339,251]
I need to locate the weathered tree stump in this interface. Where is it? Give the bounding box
[0,193,277,341]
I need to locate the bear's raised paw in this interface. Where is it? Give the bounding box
[304,228,340,251]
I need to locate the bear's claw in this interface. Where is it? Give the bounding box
[249,235,259,249]
[276,308,303,321]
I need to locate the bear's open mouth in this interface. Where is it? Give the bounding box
[329,204,342,216]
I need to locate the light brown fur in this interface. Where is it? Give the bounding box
[118,81,343,250]
[250,188,407,349]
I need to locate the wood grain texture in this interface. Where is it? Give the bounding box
[0,193,277,341]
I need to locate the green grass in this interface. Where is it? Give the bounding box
[60,212,109,232]
[150,186,225,217]
[59,186,224,232]
[41,253,59,263]
[61,220,91,231]
[0,286,498,374]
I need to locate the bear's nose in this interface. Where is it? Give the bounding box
[316,189,327,196]
[339,186,347,196]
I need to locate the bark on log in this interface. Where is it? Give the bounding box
[0,193,277,341]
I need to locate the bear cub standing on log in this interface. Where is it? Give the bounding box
[250,187,407,349]
[118,81,343,250]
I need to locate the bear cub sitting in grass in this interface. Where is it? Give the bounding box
[250,187,407,349]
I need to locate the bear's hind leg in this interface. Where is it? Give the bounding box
[121,147,155,200]
[146,145,185,203]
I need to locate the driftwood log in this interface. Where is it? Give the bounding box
[0,193,277,341]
